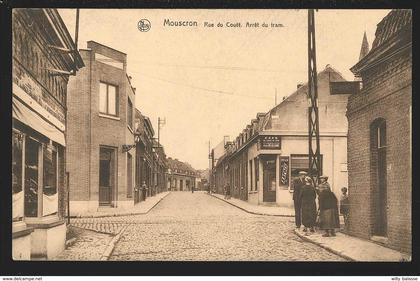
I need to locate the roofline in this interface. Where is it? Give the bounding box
[44,9,84,70]
[87,40,127,56]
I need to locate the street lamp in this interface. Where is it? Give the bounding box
[122,131,141,153]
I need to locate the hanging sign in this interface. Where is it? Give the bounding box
[260,135,281,150]
[280,157,289,186]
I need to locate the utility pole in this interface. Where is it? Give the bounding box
[275,88,277,106]
[307,9,322,183]
[157,117,166,148]
[208,140,212,193]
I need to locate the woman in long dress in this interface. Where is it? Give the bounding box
[300,176,317,233]
[318,176,340,237]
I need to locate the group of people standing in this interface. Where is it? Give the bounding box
[292,171,341,237]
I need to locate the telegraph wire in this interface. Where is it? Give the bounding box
[130,70,273,100]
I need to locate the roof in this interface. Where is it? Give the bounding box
[371,10,412,51]
[351,9,412,76]
[262,65,346,129]
[166,157,197,174]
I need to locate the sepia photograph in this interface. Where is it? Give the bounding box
[7,4,413,268]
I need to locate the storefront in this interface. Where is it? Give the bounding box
[12,8,83,259]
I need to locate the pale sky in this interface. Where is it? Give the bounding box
[58,9,390,170]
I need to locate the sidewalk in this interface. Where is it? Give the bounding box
[294,228,411,262]
[209,192,294,216]
[70,191,170,218]
[210,192,411,262]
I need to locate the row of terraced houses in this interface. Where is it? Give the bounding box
[11,8,199,260]
[210,10,412,255]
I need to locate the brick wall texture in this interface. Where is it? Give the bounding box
[347,50,412,254]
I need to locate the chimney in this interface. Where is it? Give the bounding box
[297,83,303,89]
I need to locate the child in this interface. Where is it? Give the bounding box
[339,187,350,230]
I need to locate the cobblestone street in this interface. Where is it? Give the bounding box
[101,192,345,261]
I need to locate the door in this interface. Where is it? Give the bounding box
[372,119,387,237]
[99,147,115,206]
[262,156,276,202]
[376,147,387,236]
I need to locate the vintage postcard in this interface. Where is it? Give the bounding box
[9,7,412,264]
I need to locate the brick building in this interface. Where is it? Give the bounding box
[67,41,137,213]
[166,158,198,191]
[12,8,83,259]
[134,109,154,201]
[212,66,351,207]
[347,10,412,254]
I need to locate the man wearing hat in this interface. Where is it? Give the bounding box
[292,171,307,229]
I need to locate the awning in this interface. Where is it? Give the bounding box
[13,98,66,146]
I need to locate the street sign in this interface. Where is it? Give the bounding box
[260,135,281,149]
[330,81,360,95]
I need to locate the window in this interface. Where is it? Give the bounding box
[43,144,58,216]
[99,82,118,116]
[254,157,259,190]
[24,137,40,217]
[290,154,323,190]
[127,153,133,198]
[127,98,133,129]
[249,160,253,191]
[12,131,24,221]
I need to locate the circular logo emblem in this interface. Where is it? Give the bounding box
[138,19,151,32]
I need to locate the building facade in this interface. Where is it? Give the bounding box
[12,8,83,259]
[166,158,198,191]
[134,109,155,202]
[67,41,136,213]
[347,10,412,254]
[212,66,350,207]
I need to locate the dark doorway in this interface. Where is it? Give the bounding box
[371,119,387,236]
[262,155,276,202]
[99,147,116,206]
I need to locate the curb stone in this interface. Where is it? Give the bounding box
[100,225,128,261]
[208,193,294,217]
[293,229,355,261]
[70,192,170,219]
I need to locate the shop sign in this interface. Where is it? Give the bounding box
[280,157,289,186]
[260,135,281,150]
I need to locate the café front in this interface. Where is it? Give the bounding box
[247,132,347,207]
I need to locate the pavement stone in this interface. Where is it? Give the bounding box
[54,226,113,261]
[71,192,170,218]
[294,228,411,262]
[109,192,345,261]
[210,192,294,216]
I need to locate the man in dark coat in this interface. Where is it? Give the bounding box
[292,171,307,229]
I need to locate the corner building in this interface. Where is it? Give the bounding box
[67,41,137,214]
[12,8,83,259]
[347,10,412,254]
[212,66,350,207]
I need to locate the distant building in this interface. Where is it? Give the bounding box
[347,10,412,254]
[166,158,198,191]
[212,66,351,207]
[134,109,155,201]
[12,8,83,259]
[66,41,136,213]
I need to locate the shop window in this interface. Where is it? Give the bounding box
[99,82,118,116]
[24,137,40,217]
[12,131,24,221]
[43,144,58,216]
[254,157,259,190]
[249,160,253,191]
[289,154,323,191]
[127,153,133,198]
